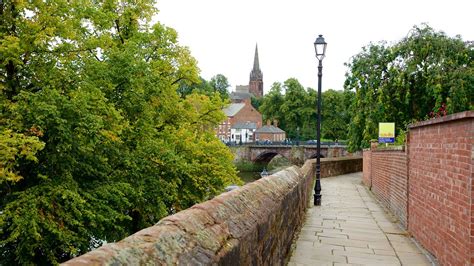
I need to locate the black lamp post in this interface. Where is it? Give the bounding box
[314,34,327,206]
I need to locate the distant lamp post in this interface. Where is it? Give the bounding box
[314,34,327,206]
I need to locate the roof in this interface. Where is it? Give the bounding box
[230,91,252,101]
[223,103,245,116]
[236,85,249,93]
[232,122,257,130]
[255,125,285,134]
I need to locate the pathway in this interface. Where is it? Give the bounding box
[288,172,433,266]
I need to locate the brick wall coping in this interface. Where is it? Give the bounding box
[409,110,474,129]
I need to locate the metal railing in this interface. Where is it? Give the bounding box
[224,140,347,147]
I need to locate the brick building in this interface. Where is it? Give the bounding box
[255,121,286,142]
[216,101,262,142]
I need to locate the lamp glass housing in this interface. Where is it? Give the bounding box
[314,35,327,60]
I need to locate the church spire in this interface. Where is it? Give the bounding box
[250,43,263,81]
[249,43,263,98]
[253,44,260,71]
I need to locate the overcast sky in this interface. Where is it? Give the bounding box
[155,0,473,94]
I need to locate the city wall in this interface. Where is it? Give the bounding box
[63,157,361,265]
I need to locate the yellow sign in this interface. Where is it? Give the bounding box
[379,122,395,143]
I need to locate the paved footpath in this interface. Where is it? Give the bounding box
[288,172,434,266]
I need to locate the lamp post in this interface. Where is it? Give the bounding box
[314,34,327,206]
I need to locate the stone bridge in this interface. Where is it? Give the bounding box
[232,144,350,165]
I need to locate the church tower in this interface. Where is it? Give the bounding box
[249,44,263,98]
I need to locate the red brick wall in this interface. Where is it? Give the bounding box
[363,111,474,265]
[371,148,408,228]
[362,149,371,187]
[257,132,286,142]
[408,112,473,266]
[232,101,262,128]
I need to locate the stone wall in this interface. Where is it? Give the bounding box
[63,164,315,265]
[319,156,363,178]
[62,155,364,265]
[362,111,474,265]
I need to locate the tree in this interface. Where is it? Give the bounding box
[177,74,230,100]
[344,24,474,151]
[209,74,230,99]
[0,1,240,264]
[259,82,284,123]
[259,79,352,141]
[321,89,349,141]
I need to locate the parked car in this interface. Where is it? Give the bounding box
[306,140,318,144]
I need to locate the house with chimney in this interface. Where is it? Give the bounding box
[217,102,262,143]
[255,120,286,142]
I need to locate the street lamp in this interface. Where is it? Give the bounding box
[314,34,327,206]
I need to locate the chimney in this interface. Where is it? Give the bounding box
[266,120,271,126]
[273,119,278,127]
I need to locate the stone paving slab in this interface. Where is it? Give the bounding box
[288,172,433,266]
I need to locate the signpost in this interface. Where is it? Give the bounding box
[379,122,395,143]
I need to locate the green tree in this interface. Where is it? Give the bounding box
[259,82,284,123]
[259,79,352,142]
[177,74,230,100]
[344,24,474,151]
[280,78,308,139]
[321,89,349,141]
[0,1,240,264]
[209,74,230,99]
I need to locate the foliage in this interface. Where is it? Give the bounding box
[259,79,350,141]
[177,74,230,100]
[0,0,240,264]
[344,24,474,151]
[250,96,262,110]
[321,89,350,141]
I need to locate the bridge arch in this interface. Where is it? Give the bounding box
[253,152,290,166]
[308,153,326,159]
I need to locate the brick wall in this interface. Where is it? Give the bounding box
[363,111,474,265]
[371,147,408,228]
[362,149,371,187]
[408,112,473,266]
[232,100,262,129]
[63,163,316,265]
